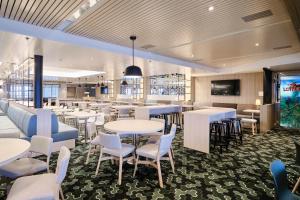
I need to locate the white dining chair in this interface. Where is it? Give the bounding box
[0,136,53,179]
[133,124,176,188]
[95,132,135,185]
[94,113,105,129]
[117,108,130,118]
[7,146,71,200]
[85,122,101,164]
[102,106,112,122]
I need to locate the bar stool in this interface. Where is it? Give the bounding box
[210,121,228,154]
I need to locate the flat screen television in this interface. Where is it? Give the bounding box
[211,79,240,96]
[100,86,108,94]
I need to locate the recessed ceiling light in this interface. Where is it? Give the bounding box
[0,62,2,65]
[191,54,194,58]
[73,10,81,19]
[255,43,260,47]
[208,6,214,12]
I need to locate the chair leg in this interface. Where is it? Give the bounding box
[59,187,65,200]
[133,155,139,177]
[118,157,123,185]
[168,151,175,173]
[293,177,300,193]
[252,123,255,135]
[95,149,103,175]
[171,145,175,159]
[157,160,163,188]
[85,144,92,164]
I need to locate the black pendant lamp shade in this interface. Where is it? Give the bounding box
[96,76,100,87]
[124,36,142,78]
[121,80,128,85]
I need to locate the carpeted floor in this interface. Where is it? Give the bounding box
[1,127,300,200]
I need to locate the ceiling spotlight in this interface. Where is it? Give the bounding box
[255,43,260,47]
[0,62,2,65]
[208,6,214,12]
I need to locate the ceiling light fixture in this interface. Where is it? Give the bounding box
[100,76,105,87]
[124,36,142,78]
[255,43,260,47]
[0,62,2,65]
[121,72,128,85]
[208,6,214,12]
[96,76,100,87]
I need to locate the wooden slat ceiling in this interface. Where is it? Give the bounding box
[65,0,291,50]
[0,0,84,28]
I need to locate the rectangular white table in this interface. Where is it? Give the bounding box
[184,108,236,154]
[135,105,181,120]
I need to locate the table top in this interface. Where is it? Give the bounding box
[111,105,137,110]
[243,109,260,113]
[104,119,164,134]
[64,111,102,118]
[186,108,236,116]
[0,138,30,167]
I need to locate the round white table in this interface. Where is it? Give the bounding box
[0,138,30,167]
[104,119,164,134]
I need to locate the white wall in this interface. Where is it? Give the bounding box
[193,72,263,105]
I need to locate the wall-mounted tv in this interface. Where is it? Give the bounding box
[211,79,240,96]
[100,86,108,94]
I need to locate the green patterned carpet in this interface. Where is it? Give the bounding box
[1,127,300,200]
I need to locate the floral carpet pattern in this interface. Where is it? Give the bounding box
[1,127,300,200]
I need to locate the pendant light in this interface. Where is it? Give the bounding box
[124,35,142,78]
[78,78,81,87]
[121,72,128,85]
[100,76,105,87]
[96,76,100,87]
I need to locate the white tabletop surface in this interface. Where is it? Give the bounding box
[0,138,30,167]
[111,105,137,110]
[243,109,260,113]
[64,111,102,118]
[104,119,164,134]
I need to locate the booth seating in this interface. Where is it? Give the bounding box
[0,104,78,151]
[0,99,9,116]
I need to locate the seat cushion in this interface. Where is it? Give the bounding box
[51,122,79,142]
[136,143,159,159]
[7,173,59,200]
[103,143,135,157]
[0,158,48,179]
[0,116,21,138]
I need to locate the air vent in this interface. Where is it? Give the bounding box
[242,10,273,22]
[140,44,156,49]
[273,45,292,50]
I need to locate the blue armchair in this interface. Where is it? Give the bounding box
[270,160,300,200]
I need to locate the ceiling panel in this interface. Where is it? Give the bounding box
[0,0,84,28]
[66,0,291,50]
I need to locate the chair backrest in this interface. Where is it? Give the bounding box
[30,135,53,157]
[86,122,97,138]
[96,113,105,123]
[158,125,176,156]
[99,132,122,149]
[150,118,165,134]
[55,146,71,184]
[169,123,177,136]
[270,160,291,200]
[102,106,111,115]
[118,109,130,117]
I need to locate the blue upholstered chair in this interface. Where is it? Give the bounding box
[270,160,300,200]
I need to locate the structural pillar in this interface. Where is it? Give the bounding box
[263,68,272,105]
[34,55,43,108]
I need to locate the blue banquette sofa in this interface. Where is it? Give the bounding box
[0,100,78,151]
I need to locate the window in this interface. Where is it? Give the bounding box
[43,84,59,98]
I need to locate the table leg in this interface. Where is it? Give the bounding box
[293,177,300,193]
[84,119,88,143]
[252,113,254,119]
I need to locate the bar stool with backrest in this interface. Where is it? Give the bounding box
[7,146,71,200]
[133,124,176,188]
[0,136,53,179]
